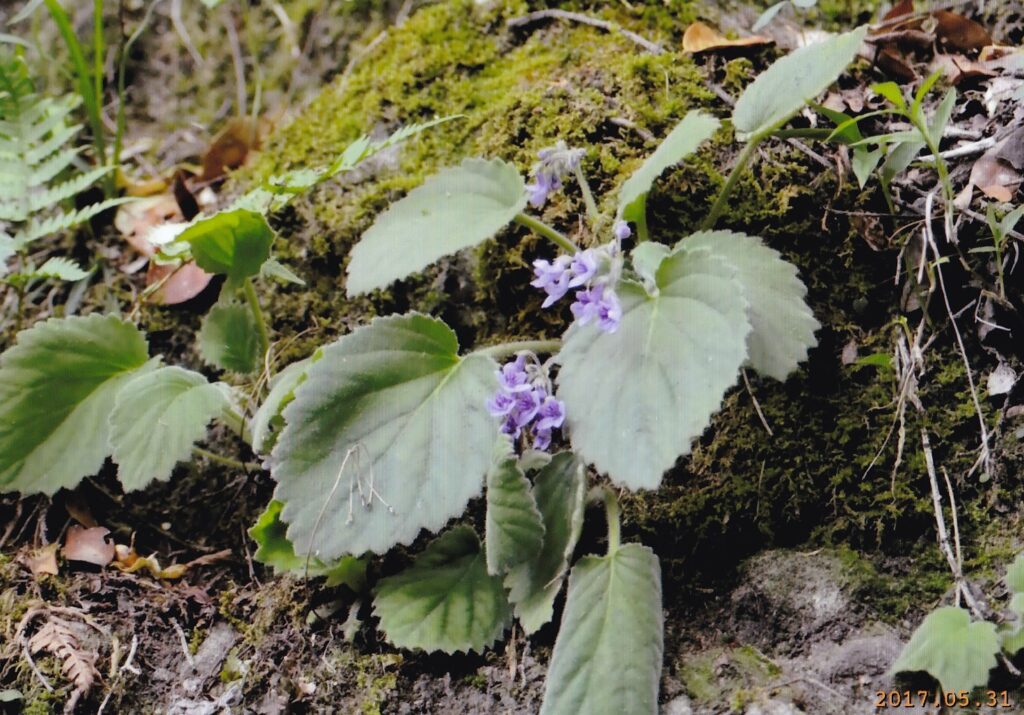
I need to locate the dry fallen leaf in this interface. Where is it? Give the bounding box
[201,117,260,183]
[64,526,115,567]
[682,21,772,54]
[22,543,59,577]
[145,261,214,305]
[956,127,1024,208]
[115,196,185,258]
[933,10,992,54]
[930,53,996,84]
[112,544,232,580]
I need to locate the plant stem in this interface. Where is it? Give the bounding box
[476,339,562,360]
[634,194,650,243]
[243,276,270,357]
[93,0,104,123]
[700,139,761,231]
[221,406,253,446]
[572,166,600,225]
[193,446,249,471]
[514,213,577,254]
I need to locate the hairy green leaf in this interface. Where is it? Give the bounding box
[558,247,750,489]
[505,453,586,634]
[891,606,999,693]
[679,231,818,381]
[179,209,274,282]
[540,544,663,715]
[485,438,544,576]
[732,26,867,140]
[198,302,261,374]
[617,111,719,223]
[373,525,510,654]
[346,158,527,296]
[249,500,367,589]
[1006,554,1024,594]
[109,366,229,491]
[271,313,498,560]
[0,314,152,494]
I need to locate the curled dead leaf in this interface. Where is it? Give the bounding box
[201,118,261,183]
[21,543,59,577]
[683,21,772,54]
[64,525,115,567]
[956,127,1024,208]
[115,196,185,258]
[145,260,214,305]
[930,53,996,84]
[112,545,232,580]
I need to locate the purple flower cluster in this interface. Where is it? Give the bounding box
[526,141,586,208]
[530,221,631,333]
[487,354,566,450]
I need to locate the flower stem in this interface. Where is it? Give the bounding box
[476,339,562,360]
[700,139,761,231]
[514,213,577,254]
[243,276,270,357]
[635,194,650,243]
[573,166,601,225]
[221,406,253,446]
[193,446,250,471]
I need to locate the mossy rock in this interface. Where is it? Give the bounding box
[243,0,996,581]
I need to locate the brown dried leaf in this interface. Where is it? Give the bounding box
[876,47,918,82]
[201,118,260,183]
[930,53,996,84]
[28,619,99,697]
[957,130,1024,208]
[111,546,230,579]
[145,261,214,305]
[22,543,59,577]
[64,526,115,567]
[933,11,992,53]
[882,0,915,23]
[114,196,184,258]
[682,21,772,54]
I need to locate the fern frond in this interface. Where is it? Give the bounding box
[30,256,89,281]
[13,197,134,247]
[25,122,81,166]
[29,145,83,186]
[27,166,111,214]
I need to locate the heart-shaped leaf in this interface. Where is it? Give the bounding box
[891,606,999,693]
[557,247,751,489]
[0,314,152,494]
[617,111,720,223]
[179,209,274,283]
[249,500,367,589]
[732,26,867,141]
[540,544,663,715]
[346,158,527,296]
[198,302,261,374]
[109,366,230,491]
[373,525,511,654]
[271,313,498,560]
[505,452,586,634]
[485,438,545,576]
[678,231,818,381]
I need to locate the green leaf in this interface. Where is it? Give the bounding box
[678,231,818,381]
[732,26,867,140]
[179,209,274,283]
[373,525,511,654]
[33,256,88,281]
[346,158,527,296]
[260,257,305,286]
[271,313,498,560]
[249,500,367,589]
[198,302,261,374]
[891,606,999,693]
[616,111,719,223]
[484,438,544,576]
[251,356,314,455]
[0,314,152,495]
[505,453,586,634]
[852,146,883,188]
[557,247,751,489]
[1005,554,1024,593]
[631,242,669,284]
[928,88,957,146]
[752,1,788,32]
[871,81,906,111]
[109,366,229,491]
[540,544,663,715]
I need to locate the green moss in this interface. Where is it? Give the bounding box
[326,649,403,715]
[679,644,781,708]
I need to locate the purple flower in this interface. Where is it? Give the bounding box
[510,388,543,426]
[497,353,532,393]
[534,396,566,432]
[571,284,622,333]
[532,426,553,451]
[568,249,599,288]
[526,171,561,208]
[613,220,632,241]
[531,255,572,307]
[487,390,516,418]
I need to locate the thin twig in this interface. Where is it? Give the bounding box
[741,369,773,436]
[171,619,194,669]
[507,9,663,55]
[169,0,202,66]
